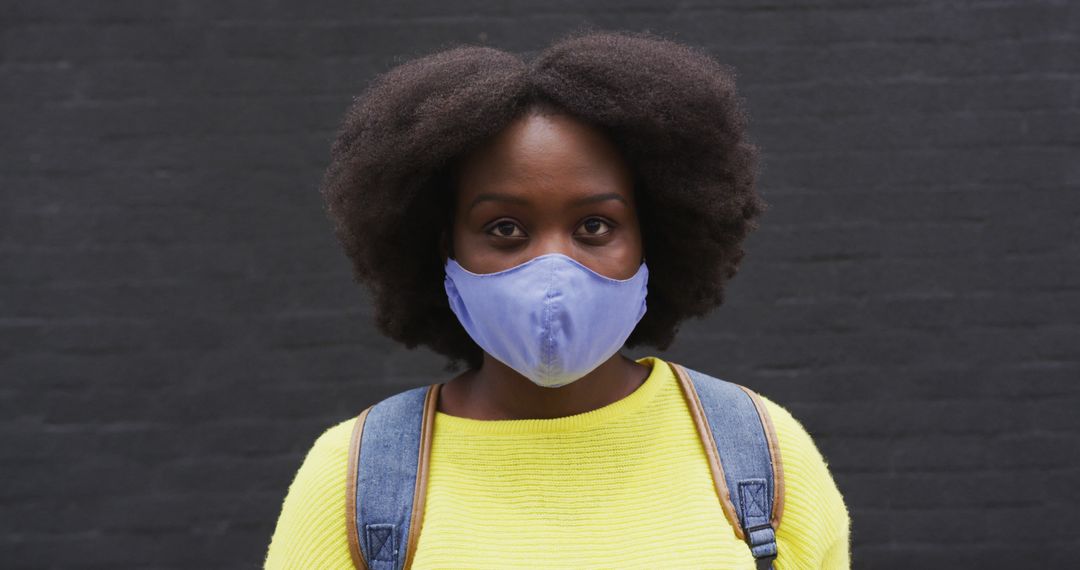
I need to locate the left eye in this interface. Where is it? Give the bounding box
[577,218,612,236]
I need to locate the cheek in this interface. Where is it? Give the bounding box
[615,216,643,250]
[594,239,644,281]
[448,218,477,257]
[447,228,504,273]
[452,228,492,262]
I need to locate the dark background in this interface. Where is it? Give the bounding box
[3,1,1078,568]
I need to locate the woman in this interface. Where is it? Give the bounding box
[265,30,850,569]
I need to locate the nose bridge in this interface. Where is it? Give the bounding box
[532,231,576,261]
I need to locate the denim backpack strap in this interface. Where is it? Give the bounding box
[345,383,440,570]
[669,362,785,570]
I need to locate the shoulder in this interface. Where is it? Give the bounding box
[313,416,358,457]
[284,415,356,493]
[286,416,357,482]
[264,416,357,569]
[754,393,838,484]
[754,393,852,569]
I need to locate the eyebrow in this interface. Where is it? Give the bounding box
[468,192,627,212]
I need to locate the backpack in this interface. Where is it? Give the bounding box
[344,360,785,570]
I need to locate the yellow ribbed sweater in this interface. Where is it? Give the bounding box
[265,356,851,569]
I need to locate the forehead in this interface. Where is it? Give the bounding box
[454,112,633,200]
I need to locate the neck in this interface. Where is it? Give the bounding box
[439,352,652,421]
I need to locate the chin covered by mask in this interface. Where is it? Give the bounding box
[443,253,648,388]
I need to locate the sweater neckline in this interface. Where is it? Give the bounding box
[433,355,669,435]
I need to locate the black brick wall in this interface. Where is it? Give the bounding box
[3,1,1078,568]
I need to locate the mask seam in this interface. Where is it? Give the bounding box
[541,257,557,373]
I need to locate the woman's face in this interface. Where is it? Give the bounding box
[445,112,643,280]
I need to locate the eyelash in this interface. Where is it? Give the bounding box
[486,217,615,240]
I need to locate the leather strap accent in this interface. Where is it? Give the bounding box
[400,383,439,569]
[346,405,374,570]
[669,361,744,541]
[738,385,785,528]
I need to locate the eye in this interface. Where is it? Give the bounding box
[576,217,614,237]
[486,220,526,239]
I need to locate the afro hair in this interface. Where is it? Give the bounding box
[320,28,768,372]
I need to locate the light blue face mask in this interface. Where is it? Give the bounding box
[443,253,649,388]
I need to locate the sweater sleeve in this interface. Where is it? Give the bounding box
[758,395,852,570]
[264,418,356,570]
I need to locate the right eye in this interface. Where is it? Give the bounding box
[486,220,526,239]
